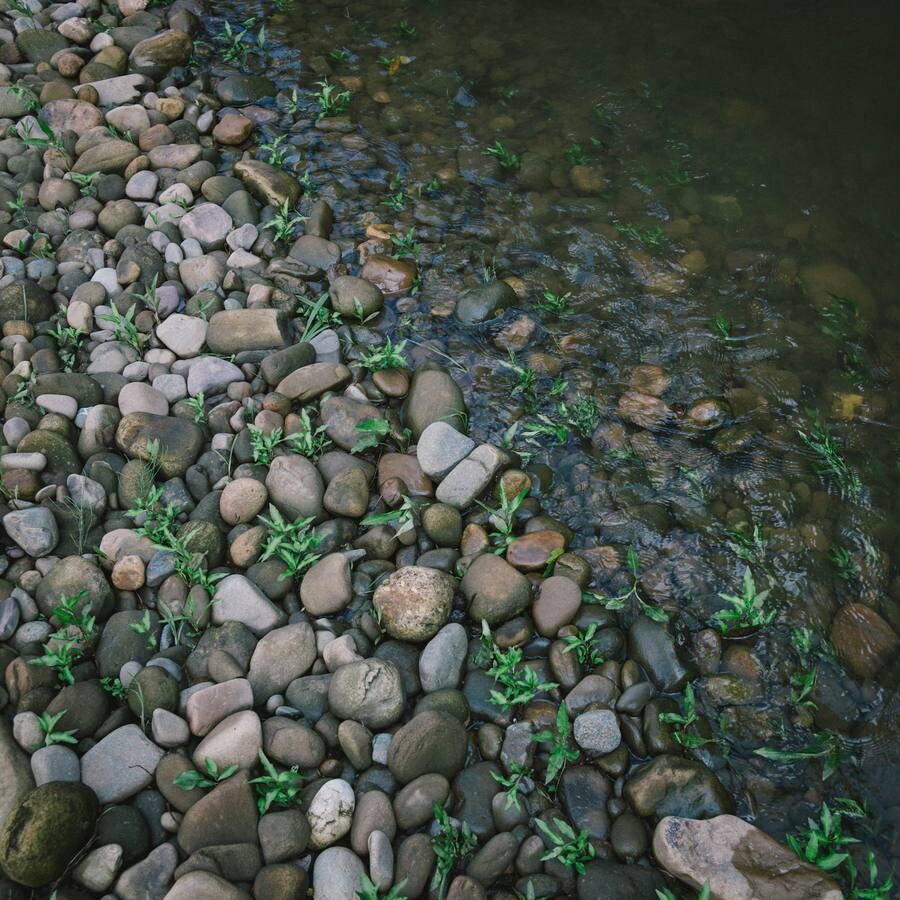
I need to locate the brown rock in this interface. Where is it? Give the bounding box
[361,254,416,296]
[213,113,253,145]
[533,575,582,637]
[506,531,565,571]
[830,603,898,679]
[617,391,672,430]
[653,815,842,900]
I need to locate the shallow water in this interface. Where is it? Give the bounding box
[205,0,899,866]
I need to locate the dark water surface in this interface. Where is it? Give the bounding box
[205,0,900,872]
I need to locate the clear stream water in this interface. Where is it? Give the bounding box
[202,0,900,874]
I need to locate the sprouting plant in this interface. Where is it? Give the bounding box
[393,19,417,39]
[755,730,847,782]
[357,874,408,900]
[260,133,290,167]
[490,762,534,810]
[378,54,404,77]
[726,520,770,569]
[562,623,603,666]
[6,189,27,222]
[501,351,538,411]
[390,227,419,260]
[351,418,395,454]
[535,817,595,875]
[478,620,558,711]
[359,336,408,371]
[565,143,587,166]
[313,79,351,119]
[790,667,817,709]
[38,709,77,747]
[297,169,318,196]
[70,171,100,198]
[656,883,711,900]
[828,546,859,581]
[262,200,303,241]
[477,482,529,554]
[820,294,866,378]
[582,546,669,623]
[173,756,239,791]
[536,290,573,315]
[430,804,477,900]
[522,413,570,446]
[48,321,85,372]
[616,222,665,246]
[479,251,497,284]
[100,676,126,699]
[798,411,862,500]
[710,313,734,342]
[382,177,407,211]
[29,592,95,685]
[361,496,419,539]
[258,505,322,580]
[532,703,579,787]
[218,19,254,65]
[327,48,351,62]
[248,424,283,466]
[186,392,207,424]
[249,749,306,814]
[129,609,158,650]
[273,0,293,10]
[484,140,520,172]
[713,567,776,634]
[17,118,64,152]
[565,395,600,439]
[99,304,145,353]
[9,83,41,113]
[296,292,341,343]
[283,408,332,459]
[658,683,711,749]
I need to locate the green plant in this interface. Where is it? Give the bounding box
[562,623,603,666]
[258,505,322,580]
[564,395,600,438]
[393,19,417,39]
[37,709,77,747]
[70,171,100,198]
[658,683,711,749]
[798,411,862,500]
[48,321,85,372]
[99,304,145,353]
[186,392,207,424]
[656,883,710,900]
[359,337,408,371]
[430,804,476,900]
[129,609,158,650]
[755,730,846,781]
[273,0,293,10]
[100,676,126,699]
[327,48,351,62]
[6,189,27,222]
[536,289,573,315]
[356,874,408,900]
[9,83,41,112]
[361,496,419,539]
[828,546,859,581]
[248,424,283,465]
[17,118,64,152]
[477,482,529,554]
[726,520,769,569]
[378,54,403,76]
[662,163,692,187]
[260,133,289,166]
[390,228,419,260]
[173,756,239,791]
[298,169,318,195]
[249,749,306,813]
[484,140,520,172]
[532,703,579,786]
[582,546,668,623]
[283,408,332,459]
[565,143,587,166]
[535,817,595,875]
[710,313,734,341]
[297,292,341,342]
[490,762,533,810]
[29,591,95,685]
[262,199,304,242]
[478,620,558,711]
[616,222,665,246]
[820,294,866,378]
[382,174,406,210]
[313,79,351,119]
[502,352,538,411]
[218,19,254,65]
[351,418,397,454]
[522,414,570,445]
[713,567,776,634]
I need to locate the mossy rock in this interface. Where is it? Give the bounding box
[16,430,80,477]
[127,665,178,719]
[0,782,99,887]
[0,282,54,327]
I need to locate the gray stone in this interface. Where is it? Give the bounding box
[211,574,287,636]
[456,281,517,324]
[328,659,406,729]
[81,724,164,803]
[2,506,58,557]
[436,443,508,509]
[574,709,622,754]
[265,454,324,520]
[416,421,475,479]
[419,623,468,692]
[192,710,262,772]
[157,314,208,358]
[312,846,365,900]
[186,356,243,397]
[114,841,179,900]
[30,745,80,785]
[307,778,355,849]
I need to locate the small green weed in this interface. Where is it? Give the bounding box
[532,703,579,787]
[430,804,477,900]
[479,620,558,712]
[258,504,322,580]
[484,140,520,172]
[361,495,419,539]
[562,623,603,666]
[713,567,776,634]
[357,874,408,900]
[99,305,145,353]
[582,546,668,623]
[38,709,77,746]
[262,200,304,243]
[658,683,711,749]
[30,591,95,685]
[173,756,239,791]
[535,817,595,875]
[186,392,207,424]
[260,133,290,166]
[755,729,846,782]
[798,410,861,500]
[250,749,306,813]
[477,481,529,554]
[359,337,408,371]
[536,289,573,315]
[490,761,534,810]
[314,79,351,119]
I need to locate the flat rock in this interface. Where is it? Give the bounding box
[211,574,287,636]
[206,308,289,354]
[416,421,475,479]
[653,815,842,900]
[81,724,164,803]
[192,709,262,772]
[436,444,508,509]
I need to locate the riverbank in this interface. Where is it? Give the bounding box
[0,0,895,897]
